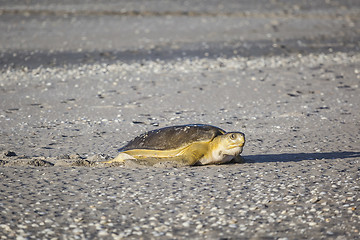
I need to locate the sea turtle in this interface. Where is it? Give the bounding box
[106,124,245,166]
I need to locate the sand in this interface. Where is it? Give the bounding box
[1,0,359,239]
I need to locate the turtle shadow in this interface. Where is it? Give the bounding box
[244,151,360,163]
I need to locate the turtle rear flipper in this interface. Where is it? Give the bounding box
[104,152,135,164]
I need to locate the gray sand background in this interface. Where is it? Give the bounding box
[1,0,360,239]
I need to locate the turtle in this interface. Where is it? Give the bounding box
[106,124,245,166]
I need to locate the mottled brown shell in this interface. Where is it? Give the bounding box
[119,124,225,152]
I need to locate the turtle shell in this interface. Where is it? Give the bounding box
[119,124,225,152]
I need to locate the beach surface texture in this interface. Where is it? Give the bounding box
[0,0,359,239]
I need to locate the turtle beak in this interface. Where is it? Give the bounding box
[241,133,245,146]
[237,133,245,147]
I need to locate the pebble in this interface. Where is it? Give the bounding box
[308,222,317,226]
[182,221,190,228]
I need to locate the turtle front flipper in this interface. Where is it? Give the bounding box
[141,142,209,166]
[230,155,245,164]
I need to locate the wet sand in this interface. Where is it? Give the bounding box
[1,0,360,239]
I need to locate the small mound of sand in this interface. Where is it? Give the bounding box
[28,159,54,167]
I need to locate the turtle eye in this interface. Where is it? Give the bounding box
[230,133,236,140]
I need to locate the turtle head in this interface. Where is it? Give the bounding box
[201,132,245,165]
[219,132,245,155]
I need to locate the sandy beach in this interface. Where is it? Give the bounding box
[1,0,359,239]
